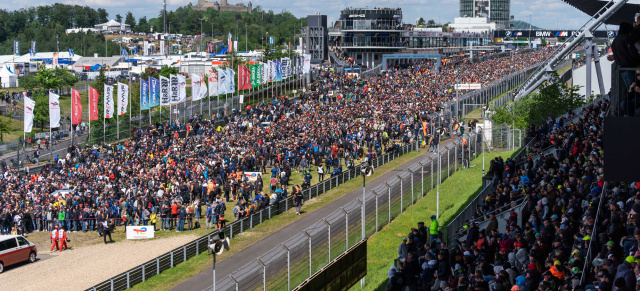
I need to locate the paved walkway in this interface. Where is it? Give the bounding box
[172,139,459,291]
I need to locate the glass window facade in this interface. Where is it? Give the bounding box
[459,0,510,27]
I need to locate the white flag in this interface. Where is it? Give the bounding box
[217,69,228,95]
[303,54,311,74]
[226,68,235,93]
[49,91,60,128]
[160,76,171,106]
[104,85,114,118]
[191,74,202,101]
[262,62,269,84]
[24,96,35,133]
[199,73,208,101]
[117,82,129,115]
[208,69,218,97]
[177,74,187,103]
[170,74,179,104]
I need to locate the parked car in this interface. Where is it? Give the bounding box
[0,235,37,273]
[106,77,116,85]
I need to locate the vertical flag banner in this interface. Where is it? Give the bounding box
[238,65,252,90]
[250,64,257,88]
[226,68,235,93]
[281,58,291,79]
[89,87,99,121]
[24,96,35,133]
[262,62,269,84]
[150,77,160,107]
[228,33,233,53]
[256,63,263,87]
[104,85,114,118]
[69,49,74,57]
[208,69,218,97]
[199,73,208,100]
[53,52,59,66]
[160,40,165,55]
[276,60,283,81]
[217,69,228,95]
[31,41,36,56]
[170,74,179,104]
[49,91,61,128]
[13,40,19,55]
[303,54,311,73]
[177,74,187,103]
[117,82,129,115]
[191,74,202,101]
[141,78,150,110]
[160,76,171,106]
[143,41,149,56]
[71,89,82,125]
[269,36,274,45]
[268,60,275,82]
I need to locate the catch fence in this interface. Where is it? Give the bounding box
[88,137,426,291]
[215,131,482,291]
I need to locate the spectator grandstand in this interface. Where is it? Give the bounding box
[386,100,622,291]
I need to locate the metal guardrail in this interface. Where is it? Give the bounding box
[87,139,423,291]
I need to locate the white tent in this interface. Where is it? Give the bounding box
[0,65,17,88]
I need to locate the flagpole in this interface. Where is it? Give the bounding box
[71,90,74,147]
[129,67,132,139]
[103,88,106,145]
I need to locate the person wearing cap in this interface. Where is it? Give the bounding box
[614,256,638,288]
[428,215,439,243]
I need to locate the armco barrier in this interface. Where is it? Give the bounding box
[87,141,419,291]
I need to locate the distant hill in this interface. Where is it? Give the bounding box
[510,20,544,30]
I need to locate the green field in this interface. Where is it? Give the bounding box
[360,149,518,291]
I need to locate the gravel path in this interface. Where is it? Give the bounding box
[0,234,199,291]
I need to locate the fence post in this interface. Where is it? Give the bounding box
[447,147,450,178]
[183,245,187,262]
[240,218,244,233]
[398,175,403,212]
[408,169,414,204]
[373,191,379,232]
[342,208,349,250]
[157,258,160,274]
[127,271,130,289]
[229,275,239,291]
[281,244,291,291]
[111,279,114,291]
[257,258,266,291]
[230,223,233,238]
[431,160,434,190]
[324,219,331,263]
[304,231,312,277]
[386,182,391,223]
[170,251,174,267]
[419,162,424,197]
[142,264,146,282]
[196,239,199,255]
[455,144,458,172]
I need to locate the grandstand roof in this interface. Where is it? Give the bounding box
[561,0,640,25]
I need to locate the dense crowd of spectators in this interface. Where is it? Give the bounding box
[0,49,553,248]
[386,100,635,291]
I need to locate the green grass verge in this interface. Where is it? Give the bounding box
[360,149,518,291]
[128,149,425,291]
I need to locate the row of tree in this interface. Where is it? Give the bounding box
[0,4,305,56]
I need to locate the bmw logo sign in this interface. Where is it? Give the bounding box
[608,31,615,37]
[506,31,512,37]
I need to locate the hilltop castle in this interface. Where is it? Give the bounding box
[193,0,252,13]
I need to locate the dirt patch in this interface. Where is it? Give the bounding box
[0,234,198,291]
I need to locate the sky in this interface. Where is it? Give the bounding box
[2,0,596,30]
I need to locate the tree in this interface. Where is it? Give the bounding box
[417,17,425,26]
[36,68,62,90]
[97,8,108,23]
[427,19,436,26]
[54,68,79,91]
[137,16,149,33]
[0,117,9,141]
[125,12,136,30]
[159,65,179,78]
[32,91,49,130]
[115,14,123,23]
[19,74,40,92]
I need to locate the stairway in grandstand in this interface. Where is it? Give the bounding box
[515,0,628,100]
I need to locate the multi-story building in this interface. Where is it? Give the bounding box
[459,0,510,27]
[331,7,409,67]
